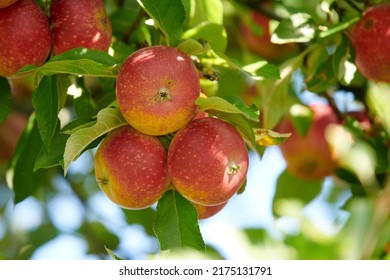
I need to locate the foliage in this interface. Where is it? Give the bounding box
[1,0,390,260]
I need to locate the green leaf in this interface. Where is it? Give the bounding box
[288,104,314,137]
[182,22,227,52]
[271,13,315,43]
[137,0,186,46]
[273,169,323,216]
[242,61,281,80]
[63,107,127,175]
[195,96,259,121]
[6,115,46,203]
[79,221,120,255]
[50,48,119,66]
[154,190,205,252]
[0,77,12,124]
[34,131,69,170]
[105,247,124,260]
[32,75,66,151]
[123,207,156,236]
[177,39,209,56]
[185,0,224,27]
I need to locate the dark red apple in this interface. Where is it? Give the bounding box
[0,0,51,77]
[349,4,390,82]
[168,117,249,206]
[50,0,112,55]
[116,46,201,136]
[277,104,339,180]
[94,126,170,209]
[240,11,298,63]
[0,111,28,161]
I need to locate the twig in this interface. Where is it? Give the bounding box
[122,9,146,44]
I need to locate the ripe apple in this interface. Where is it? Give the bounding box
[0,0,19,9]
[116,46,201,136]
[0,111,28,161]
[277,104,339,180]
[94,126,170,209]
[193,201,227,220]
[240,11,298,63]
[50,0,112,55]
[349,4,390,82]
[0,0,51,77]
[168,117,249,206]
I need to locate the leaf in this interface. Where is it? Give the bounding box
[271,13,315,43]
[105,247,124,260]
[185,0,224,27]
[182,22,227,52]
[242,61,281,80]
[34,131,69,170]
[288,104,314,137]
[63,107,127,175]
[137,0,186,46]
[79,221,120,255]
[32,75,66,151]
[122,207,156,236]
[6,114,46,203]
[273,169,323,216]
[177,39,209,56]
[154,190,205,252]
[0,77,12,124]
[254,129,290,146]
[195,96,259,121]
[319,16,360,39]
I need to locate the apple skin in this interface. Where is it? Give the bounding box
[0,111,28,161]
[0,0,51,77]
[349,4,390,83]
[94,126,170,209]
[193,201,227,220]
[0,0,19,9]
[277,104,339,180]
[240,11,298,63]
[116,46,201,136]
[168,117,249,206]
[50,0,112,55]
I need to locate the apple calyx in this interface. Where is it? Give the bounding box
[155,87,172,103]
[227,162,241,175]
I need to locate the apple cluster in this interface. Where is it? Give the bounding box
[94,45,249,219]
[0,0,112,77]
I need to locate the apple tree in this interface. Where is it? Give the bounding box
[0,0,390,260]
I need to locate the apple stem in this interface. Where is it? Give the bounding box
[227,162,241,175]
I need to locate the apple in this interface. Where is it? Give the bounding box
[116,46,201,136]
[0,0,51,77]
[0,0,19,9]
[50,0,112,55]
[240,11,298,63]
[345,110,371,132]
[277,104,339,180]
[193,201,227,220]
[94,126,170,209]
[168,117,249,206]
[0,111,28,161]
[349,4,390,82]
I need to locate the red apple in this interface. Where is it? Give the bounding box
[0,0,19,9]
[277,104,339,180]
[94,126,170,209]
[168,117,249,206]
[116,46,201,136]
[0,111,28,161]
[349,4,390,82]
[0,0,51,77]
[193,201,227,220]
[50,0,112,55]
[240,11,298,63]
